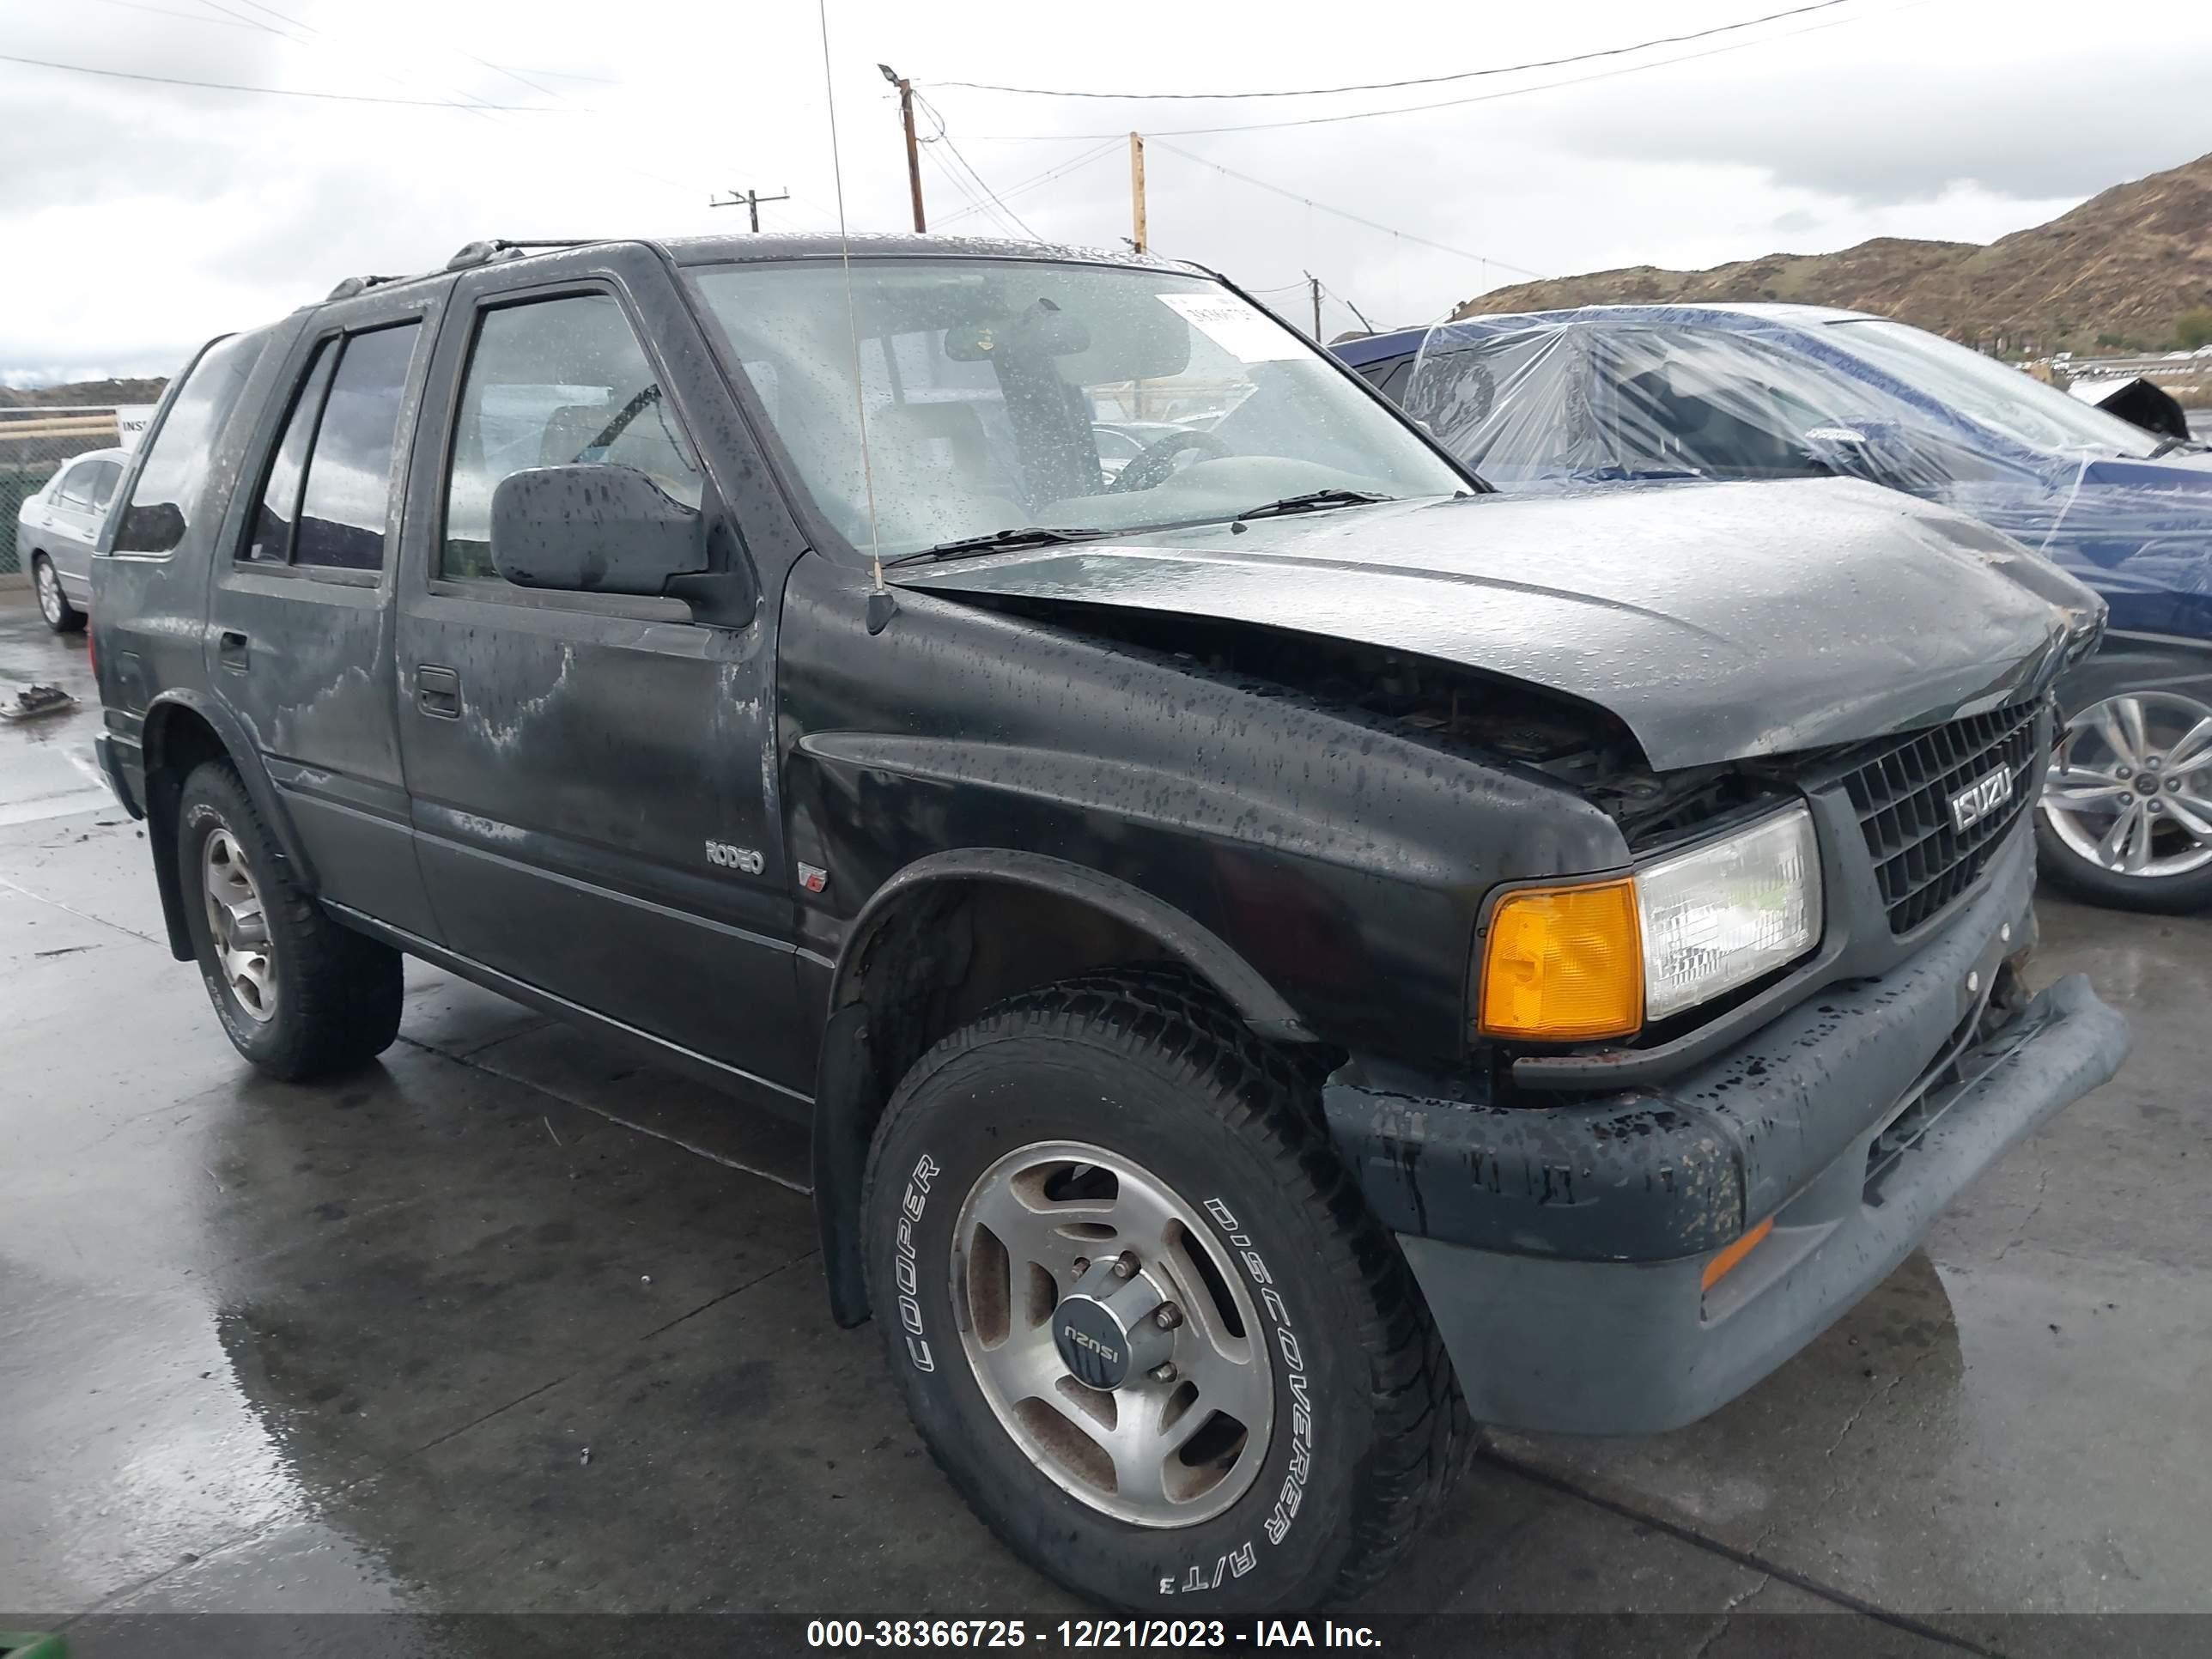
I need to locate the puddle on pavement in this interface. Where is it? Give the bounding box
[0,603,108,824]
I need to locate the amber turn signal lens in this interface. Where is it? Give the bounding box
[1477,878,1643,1041]
[1701,1216,1775,1294]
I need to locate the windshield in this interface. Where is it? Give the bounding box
[1825,319,2164,459]
[686,258,1463,556]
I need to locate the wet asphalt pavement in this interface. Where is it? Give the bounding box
[2,592,2208,1656]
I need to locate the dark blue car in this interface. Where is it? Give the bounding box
[1337,304,2212,912]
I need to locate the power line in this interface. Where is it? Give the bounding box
[0,47,558,107]
[914,93,1042,239]
[936,137,1123,227]
[1153,141,1546,279]
[934,155,1114,229]
[195,0,704,204]
[935,0,1854,100]
[83,0,617,102]
[205,0,525,122]
[1321,281,1377,334]
[966,3,1909,140]
[939,138,1041,238]
[922,143,1018,237]
[81,0,258,26]
[925,143,1038,240]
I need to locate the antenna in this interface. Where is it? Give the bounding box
[816,0,890,623]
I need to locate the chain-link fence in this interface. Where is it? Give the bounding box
[2,406,123,576]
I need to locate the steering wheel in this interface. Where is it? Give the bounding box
[1109,429,1232,493]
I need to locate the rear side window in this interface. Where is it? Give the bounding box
[87,460,123,511]
[244,341,337,564]
[441,292,702,582]
[114,331,266,554]
[295,325,420,571]
[239,324,419,572]
[52,460,97,507]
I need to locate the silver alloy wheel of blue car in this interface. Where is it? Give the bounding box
[951,1139,1274,1528]
[2041,691,2212,879]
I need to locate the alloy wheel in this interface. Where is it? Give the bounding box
[951,1139,1273,1528]
[35,559,64,625]
[2041,691,2212,879]
[202,827,278,1022]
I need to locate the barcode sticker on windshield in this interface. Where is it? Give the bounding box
[1156,294,1304,362]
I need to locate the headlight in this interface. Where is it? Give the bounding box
[1636,805,1821,1021]
[1478,805,1822,1042]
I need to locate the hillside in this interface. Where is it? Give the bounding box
[1455,150,2212,354]
[0,376,167,409]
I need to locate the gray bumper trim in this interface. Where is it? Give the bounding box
[1401,972,2127,1435]
[94,732,143,819]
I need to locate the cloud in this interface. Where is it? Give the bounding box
[2,0,2209,377]
[1521,33,2212,207]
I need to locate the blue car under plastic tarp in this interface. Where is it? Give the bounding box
[1334,304,2212,915]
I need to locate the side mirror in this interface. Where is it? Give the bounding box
[490,465,708,597]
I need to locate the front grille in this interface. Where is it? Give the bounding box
[1839,700,2043,934]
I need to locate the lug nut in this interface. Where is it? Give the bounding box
[1154,1303,1182,1329]
[1149,1362,1177,1383]
[1070,1257,1089,1277]
[1111,1252,1138,1279]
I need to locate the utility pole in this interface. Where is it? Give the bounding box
[879,64,927,232]
[1305,272,1323,339]
[1128,132,1147,254]
[708,186,790,233]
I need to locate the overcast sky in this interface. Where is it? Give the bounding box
[4,0,2209,384]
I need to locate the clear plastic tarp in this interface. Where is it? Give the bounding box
[1399,310,2212,608]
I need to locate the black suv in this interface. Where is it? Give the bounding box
[91,234,2126,1613]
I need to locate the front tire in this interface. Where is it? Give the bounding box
[861,969,1466,1613]
[178,760,404,1079]
[33,555,85,634]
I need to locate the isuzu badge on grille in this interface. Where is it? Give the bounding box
[1950,768,2014,833]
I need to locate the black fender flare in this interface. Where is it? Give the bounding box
[830,848,1311,1038]
[140,690,319,960]
[811,848,1313,1328]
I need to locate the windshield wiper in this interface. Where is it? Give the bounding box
[886,526,1111,567]
[1232,489,1396,523]
[2148,435,2203,459]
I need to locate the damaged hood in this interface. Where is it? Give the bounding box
[893,479,2100,770]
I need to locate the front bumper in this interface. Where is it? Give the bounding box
[1322,829,2128,1434]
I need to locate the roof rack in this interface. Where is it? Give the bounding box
[325,274,405,301]
[325,240,601,305]
[444,238,599,271]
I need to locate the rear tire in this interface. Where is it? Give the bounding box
[861,967,1468,1613]
[33,554,85,634]
[178,759,403,1079]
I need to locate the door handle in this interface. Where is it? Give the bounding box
[217,630,250,671]
[415,665,462,720]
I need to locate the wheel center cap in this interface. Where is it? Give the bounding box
[1054,1297,1133,1391]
